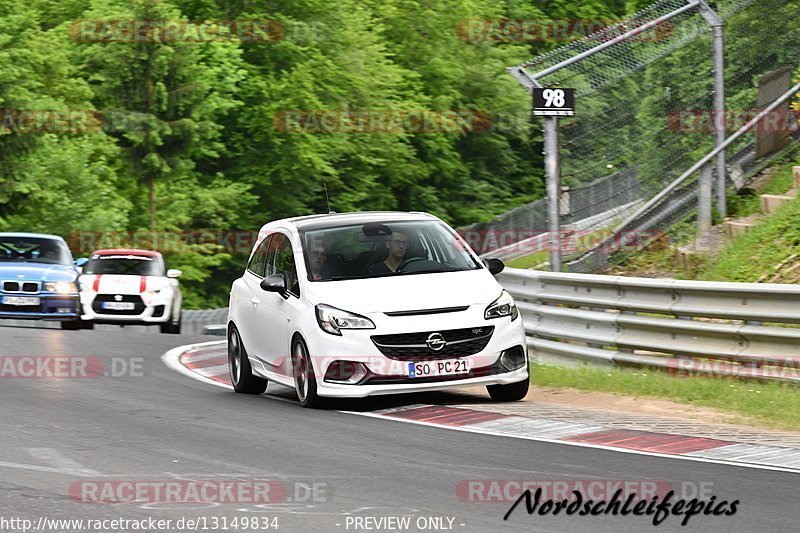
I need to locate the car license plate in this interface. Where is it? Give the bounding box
[2,296,40,306]
[102,301,135,310]
[407,359,471,378]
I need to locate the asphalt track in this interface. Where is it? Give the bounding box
[1,325,797,533]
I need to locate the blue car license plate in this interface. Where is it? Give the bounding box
[2,296,40,306]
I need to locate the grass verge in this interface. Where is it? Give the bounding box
[700,193,800,282]
[531,363,800,432]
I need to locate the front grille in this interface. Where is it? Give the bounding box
[0,304,42,313]
[384,305,470,317]
[371,326,494,360]
[2,281,40,294]
[92,294,145,315]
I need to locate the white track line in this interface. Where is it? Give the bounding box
[25,448,99,476]
[162,342,800,475]
[161,341,231,390]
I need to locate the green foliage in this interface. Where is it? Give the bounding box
[701,194,800,282]
[0,0,647,306]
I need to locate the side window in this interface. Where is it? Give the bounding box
[264,235,281,277]
[247,236,270,277]
[271,234,300,297]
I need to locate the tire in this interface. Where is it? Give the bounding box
[228,325,268,394]
[81,321,94,330]
[160,314,182,335]
[487,378,530,402]
[60,320,81,330]
[292,337,323,408]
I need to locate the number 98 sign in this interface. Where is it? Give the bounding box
[533,88,575,117]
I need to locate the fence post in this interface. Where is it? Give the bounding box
[713,25,727,218]
[698,163,713,236]
[544,117,562,271]
[698,0,727,218]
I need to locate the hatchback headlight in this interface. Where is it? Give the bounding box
[44,281,78,294]
[484,290,519,320]
[315,304,375,336]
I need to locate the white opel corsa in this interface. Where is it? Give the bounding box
[227,212,529,407]
[79,249,183,334]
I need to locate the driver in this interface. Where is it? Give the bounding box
[366,230,409,274]
[40,246,60,261]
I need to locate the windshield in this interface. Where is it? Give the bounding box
[84,255,165,276]
[0,236,73,265]
[302,220,482,281]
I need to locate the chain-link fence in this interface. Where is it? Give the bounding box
[562,167,643,225]
[460,168,641,257]
[508,0,800,272]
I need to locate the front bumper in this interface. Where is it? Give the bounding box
[80,291,174,324]
[0,293,80,321]
[316,364,529,398]
[300,309,529,398]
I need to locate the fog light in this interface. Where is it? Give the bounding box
[57,308,73,314]
[324,361,367,384]
[499,346,526,371]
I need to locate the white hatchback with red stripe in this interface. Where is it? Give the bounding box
[78,249,183,334]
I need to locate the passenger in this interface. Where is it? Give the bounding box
[366,230,409,274]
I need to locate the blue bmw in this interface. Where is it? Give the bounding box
[0,233,89,329]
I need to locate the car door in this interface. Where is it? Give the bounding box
[252,232,300,371]
[237,235,270,355]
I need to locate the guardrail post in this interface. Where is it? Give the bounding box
[698,163,713,236]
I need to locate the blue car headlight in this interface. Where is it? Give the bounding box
[44,281,78,294]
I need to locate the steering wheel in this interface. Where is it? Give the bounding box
[396,257,427,272]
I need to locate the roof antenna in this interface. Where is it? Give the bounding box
[323,182,335,214]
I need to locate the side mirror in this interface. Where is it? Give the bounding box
[260,274,287,295]
[484,257,505,276]
[74,257,88,274]
[167,269,182,279]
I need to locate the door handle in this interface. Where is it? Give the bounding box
[251,297,260,307]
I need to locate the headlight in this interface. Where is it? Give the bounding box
[315,304,375,336]
[484,290,519,320]
[44,281,78,294]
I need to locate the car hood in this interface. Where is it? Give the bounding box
[79,274,169,295]
[0,262,77,282]
[307,269,503,314]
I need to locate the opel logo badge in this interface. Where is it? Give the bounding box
[426,332,446,352]
[114,294,123,302]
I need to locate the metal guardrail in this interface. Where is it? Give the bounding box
[14,270,799,383]
[183,308,228,336]
[498,268,800,382]
[0,308,229,336]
